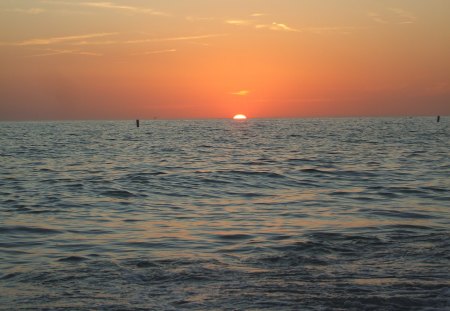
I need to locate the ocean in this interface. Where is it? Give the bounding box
[1,117,449,310]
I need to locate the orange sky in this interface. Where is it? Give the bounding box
[1,0,449,120]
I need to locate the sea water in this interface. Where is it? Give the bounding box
[0,118,449,310]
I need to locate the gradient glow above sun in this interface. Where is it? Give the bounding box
[0,1,449,121]
[233,114,247,120]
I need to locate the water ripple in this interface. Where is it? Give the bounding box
[1,118,449,310]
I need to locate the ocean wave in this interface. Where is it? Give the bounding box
[0,225,62,235]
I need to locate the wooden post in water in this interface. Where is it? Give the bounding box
[437,116,440,123]
[136,119,140,128]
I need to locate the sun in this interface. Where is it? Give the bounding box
[233,114,247,120]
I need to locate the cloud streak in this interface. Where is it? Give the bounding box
[255,22,300,32]
[226,18,300,32]
[250,13,267,17]
[132,49,176,56]
[0,32,118,46]
[69,33,228,46]
[390,8,417,24]
[26,48,102,57]
[1,32,227,48]
[41,1,168,16]
[226,17,354,34]
[226,20,253,26]
[1,8,45,14]
[368,13,388,24]
[185,16,215,22]
[231,90,250,96]
[369,8,416,25]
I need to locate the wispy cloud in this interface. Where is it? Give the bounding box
[301,26,355,35]
[253,97,336,104]
[81,1,167,16]
[1,8,45,14]
[226,17,300,32]
[225,12,305,33]
[1,32,226,49]
[255,22,300,32]
[188,13,266,23]
[368,13,388,24]
[41,1,168,16]
[144,34,227,43]
[390,8,417,24]
[69,33,228,46]
[132,49,176,56]
[26,48,102,57]
[250,13,267,17]
[369,8,416,25]
[226,19,253,26]
[0,32,118,46]
[185,16,215,22]
[231,90,250,96]
[226,16,354,34]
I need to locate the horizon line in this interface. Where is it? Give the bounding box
[0,115,446,123]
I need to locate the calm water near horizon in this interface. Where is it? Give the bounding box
[1,117,449,310]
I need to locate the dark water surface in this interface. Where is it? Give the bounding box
[1,118,449,310]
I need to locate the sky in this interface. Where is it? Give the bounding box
[1,0,449,120]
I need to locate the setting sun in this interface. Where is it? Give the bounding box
[233,114,247,120]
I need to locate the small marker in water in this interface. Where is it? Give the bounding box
[136,119,140,128]
[437,116,440,123]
